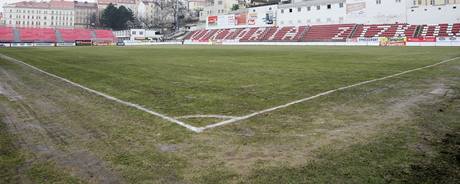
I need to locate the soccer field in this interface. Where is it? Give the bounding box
[1,46,459,127]
[1,46,460,183]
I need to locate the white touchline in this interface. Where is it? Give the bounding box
[0,54,203,133]
[199,56,460,131]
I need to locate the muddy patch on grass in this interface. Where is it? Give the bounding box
[157,144,179,152]
[0,65,122,184]
[188,79,456,175]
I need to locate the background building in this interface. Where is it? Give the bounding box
[2,0,75,28]
[74,1,98,28]
[203,0,460,29]
[200,0,239,21]
[413,0,458,6]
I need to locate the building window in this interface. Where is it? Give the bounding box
[316,6,320,10]
[307,6,311,11]
[430,0,435,5]
[376,0,382,4]
[281,9,284,13]
[396,0,401,3]
[289,8,292,13]
[339,3,344,7]
[327,4,332,9]
[298,7,301,12]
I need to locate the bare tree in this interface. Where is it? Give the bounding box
[152,0,188,33]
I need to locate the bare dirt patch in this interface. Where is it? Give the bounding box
[185,78,455,175]
[0,66,121,184]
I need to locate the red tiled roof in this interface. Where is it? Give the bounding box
[98,0,136,5]
[49,0,74,9]
[10,0,74,9]
[11,1,51,9]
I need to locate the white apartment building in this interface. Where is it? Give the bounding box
[137,0,156,20]
[200,0,239,21]
[2,0,75,28]
[204,0,460,28]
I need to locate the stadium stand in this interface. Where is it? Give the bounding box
[301,24,356,41]
[0,27,115,43]
[240,27,259,41]
[292,26,309,41]
[94,30,116,40]
[419,23,460,37]
[183,23,460,43]
[351,24,417,38]
[59,28,93,42]
[19,28,56,42]
[0,27,14,42]
[262,26,280,41]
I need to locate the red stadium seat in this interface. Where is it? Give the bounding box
[0,27,14,42]
[418,23,460,37]
[19,28,56,42]
[302,24,356,42]
[59,28,92,42]
[95,30,115,41]
[182,23,460,42]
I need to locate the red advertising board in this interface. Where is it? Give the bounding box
[407,37,436,42]
[235,13,247,25]
[208,16,218,26]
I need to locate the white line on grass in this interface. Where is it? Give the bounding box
[0,54,203,133]
[175,114,238,119]
[199,56,460,131]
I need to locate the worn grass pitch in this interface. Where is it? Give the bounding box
[0,45,460,183]
[0,45,459,127]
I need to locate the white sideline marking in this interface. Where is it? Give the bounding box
[0,54,203,133]
[200,56,460,131]
[175,114,238,119]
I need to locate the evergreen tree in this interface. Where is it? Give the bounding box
[100,4,135,30]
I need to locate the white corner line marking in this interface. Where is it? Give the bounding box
[175,114,238,119]
[199,56,460,131]
[0,54,203,133]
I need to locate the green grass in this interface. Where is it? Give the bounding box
[1,45,460,183]
[0,116,83,183]
[0,46,459,126]
[0,116,24,183]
